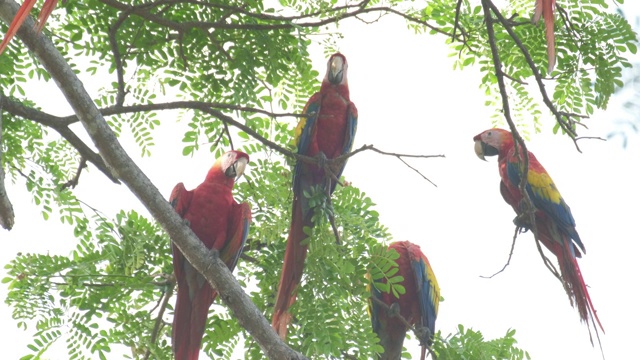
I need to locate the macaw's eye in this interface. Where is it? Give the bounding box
[487,131,492,136]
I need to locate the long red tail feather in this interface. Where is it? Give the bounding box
[0,0,38,55]
[272,198,309,339]
[172,274,217,360]
[35,0,58,33]
[557,239,604,332]
[533,0,556,71]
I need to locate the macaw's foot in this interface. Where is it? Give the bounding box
[315,151,328,168]
[513,214,530,233]
[388,302,400,317]
[414,325,432,347]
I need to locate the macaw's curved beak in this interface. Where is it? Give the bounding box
[225,156,249,180]
[474,140,498,161]
[328,55,344,84]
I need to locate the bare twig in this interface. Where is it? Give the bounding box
[222,119,233,150]
[575,136,606,142]
[60,157,88,190]
[397,156,437,187]
[143,279,176,360]
[108,7,134,107]
[452,0,464,41]
[480,226,519,279]
[239,253,259,264]
[328,210,341,245]
[533,236,562,282]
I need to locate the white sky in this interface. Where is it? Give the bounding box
[2,2,639,359]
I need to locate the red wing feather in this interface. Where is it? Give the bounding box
[35,0,58,33]
[0,0,38,55]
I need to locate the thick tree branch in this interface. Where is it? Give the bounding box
[0,89,15,230]
[0,1,305,358]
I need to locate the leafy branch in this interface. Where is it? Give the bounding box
[2,96,444,187]
[0,1,306,358]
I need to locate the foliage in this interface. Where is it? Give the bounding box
[432,325,531,360]
[3,210,173,360]
[0,0,636,358]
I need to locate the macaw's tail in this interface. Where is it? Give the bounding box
[272,198,310,340]
[172,278,217,360]
[551,234,605,353]
[376,324,407,360]
[533,0,556,71]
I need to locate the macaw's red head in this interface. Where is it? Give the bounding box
[473,128,514,160]
[208,150,250,183]
[324,53,348,85]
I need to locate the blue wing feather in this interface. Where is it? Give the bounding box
[411,256,438,345]
[292,98,320,195]
[369,283,383,335]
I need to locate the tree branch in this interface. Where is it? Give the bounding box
[486,1,585,151]
[1,96,120,184]
[0,89,15,230]
[144,279,175,360]
[0,1,305,358]
[108,6,134,107]
[480,226,519,279]
[95,0,459,40]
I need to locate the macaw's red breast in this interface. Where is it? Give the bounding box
[313,86,351,160]
[183,183,234,250]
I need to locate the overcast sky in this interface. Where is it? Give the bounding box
[2,1,639,359]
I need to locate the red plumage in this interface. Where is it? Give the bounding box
[370,241,440,360]
[170,150,251,360]
[0,0,59,55]
[533,0,557,71]
[272,53,358,339]
[474,129,603,348]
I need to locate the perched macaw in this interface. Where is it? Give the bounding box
[369,241,440,360]
[0,0,58,55]
[533,0,556,71]
[271,52,358,339]
[169,150,251,360]
[473,128,603,340]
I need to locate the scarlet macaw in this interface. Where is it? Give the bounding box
[473,128,603,339]
[533,0,556,71]
[0,0,58,55]
[369,241,440,360]
[169,150,251,360]
[271,52,358,339]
